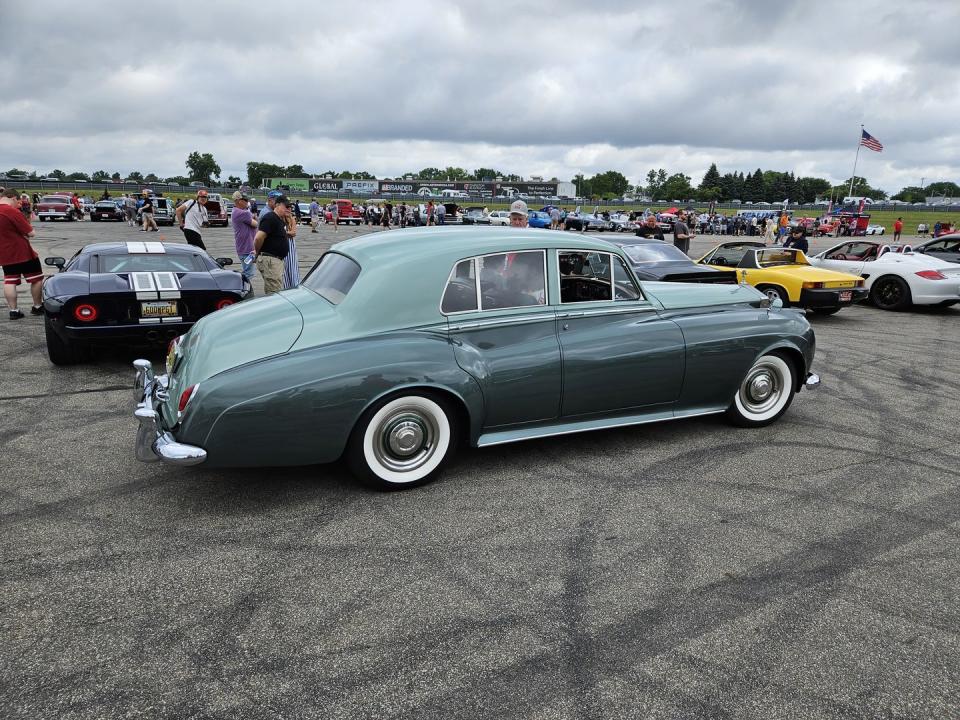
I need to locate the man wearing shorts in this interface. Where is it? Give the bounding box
[254,195,291,295]
[0,189,44,319]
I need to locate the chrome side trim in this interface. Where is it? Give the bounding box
[560,305,656,319]
[138,318,162,325]
[448,312,555,332]
[476,407,726,447]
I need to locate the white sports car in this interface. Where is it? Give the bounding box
[487,210,511,226]
[809,240,960,310]
[864,224,885,235]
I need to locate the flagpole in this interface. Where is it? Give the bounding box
[848,123,863,199]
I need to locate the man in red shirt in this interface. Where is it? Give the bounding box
[71,193,83,221]
[0,189,44,319]
[893,217,903,242]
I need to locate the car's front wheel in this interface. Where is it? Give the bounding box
[347,392,457,490]
[726,353,795,427]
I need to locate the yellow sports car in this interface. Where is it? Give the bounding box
[697,241,867,315]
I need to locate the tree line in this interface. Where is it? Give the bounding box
[9,152,957,203]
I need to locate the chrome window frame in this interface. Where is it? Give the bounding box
[440,249,548,316]
[557,249,645,305]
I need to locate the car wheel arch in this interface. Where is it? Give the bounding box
[756,342,807,393]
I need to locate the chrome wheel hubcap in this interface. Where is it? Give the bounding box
[373,409,438,473]
[740,364,783,414]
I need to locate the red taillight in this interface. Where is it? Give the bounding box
[178,384,198,413]
[916,270,947,280]
[73,303,98,322]
[215,298,235,310]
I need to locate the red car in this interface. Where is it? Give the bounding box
[324,199,362,225]
[205,194,228,227]
[37,194,80,221]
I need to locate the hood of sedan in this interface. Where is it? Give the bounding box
[642,281,766,309]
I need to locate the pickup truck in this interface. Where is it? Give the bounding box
[325,199,362,225]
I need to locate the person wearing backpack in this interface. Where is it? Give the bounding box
[176,189,209,249]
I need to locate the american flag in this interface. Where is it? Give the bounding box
[860,129,883,152]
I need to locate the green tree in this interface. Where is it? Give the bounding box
[185,151,221,183]
[699,163,721,192]
[589,170,630,197]
[441,166,469,181]
[285,164,309,177]
[47,169,67,180]
[472,168,501,180]
[743,169,764,202]
[111,172,122,182]
[126,171,144,182]
[924,181,960,198]
[166,176,190,186]
[352,171,375,179]
[246,162,286,187]
[658,173,694,201]
[417,167,443,180]
[66,171,91,181]
[227,175,243,185]
[891,186,924,203]
[91,170,110,182]
[144,173,160,183]
[795,176,831,204]
[832,176,887,200]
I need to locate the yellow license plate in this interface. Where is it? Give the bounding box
[141,301,177,317]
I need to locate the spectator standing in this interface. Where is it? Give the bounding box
[934,221,942,238]
[549,206,560,230]
[231,190,258,290]
[71,193,82,221]
[673,211,692,255]
[176,189,209,248]
[778,212,789,240]
[330,201,339,231]
[509,199,529,228]
[426,201,435,226]
[635,215,665,240]
[20,194,32,220]
[254,195,291,296]
[382,202,393,229]
[124,194,137,226]
[399,202,408,228]
[893,217,903,242]
[436,202,446,225]
[763,217,776,245]
[309,197,321,233]
[283,203,299,289]
[783,225,809,253]
[140,192,159,231]
[0,189,44,319]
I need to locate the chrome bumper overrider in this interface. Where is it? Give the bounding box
[805,372,820,390]
[133,359,207,466]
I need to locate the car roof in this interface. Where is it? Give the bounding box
[335,226,622,267]
[77,241,207,256]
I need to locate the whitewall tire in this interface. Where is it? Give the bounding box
[348,393,456,490]
[726,354,795,427]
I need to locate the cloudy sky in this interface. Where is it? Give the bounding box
[2,0,958,193]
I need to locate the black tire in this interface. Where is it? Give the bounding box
[346,391,458,491]
[757,284,790,307]
[870,275,911,311]
[725,353,796,428]
[810,307,841,316]
[44,316,85,365]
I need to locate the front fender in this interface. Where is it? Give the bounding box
[177,331,483,468]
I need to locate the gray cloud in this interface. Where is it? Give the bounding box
[1,0,957,192]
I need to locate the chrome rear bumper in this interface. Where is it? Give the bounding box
[134,359,207,466]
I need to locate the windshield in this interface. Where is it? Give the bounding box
[303,252,361,304]
[757,249,805,267]
[621,243,689,263]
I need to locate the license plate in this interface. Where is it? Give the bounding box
[100,213,110,217]
[839,291,852,302]
[141,300,177,317]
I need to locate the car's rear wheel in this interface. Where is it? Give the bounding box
[347,392,457,490]
[757,284,790,307]
[870,275,911,311]
[44,316,85,365]
[726,353,795,427]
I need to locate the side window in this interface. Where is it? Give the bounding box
[441,259,478,313]
[559,251,612,303]
[613,256,642,301]
[478,251,546,310]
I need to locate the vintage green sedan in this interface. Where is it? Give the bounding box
[134,227,820,489]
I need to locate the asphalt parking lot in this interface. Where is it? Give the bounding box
[2,219,959,719]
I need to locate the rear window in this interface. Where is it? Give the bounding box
[98,254,207,273]
[41,196,69,203]
[303,252,361,304]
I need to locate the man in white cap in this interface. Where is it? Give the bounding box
[509,199,528,228]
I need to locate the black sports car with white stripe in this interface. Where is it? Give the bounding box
[42,241,251,364]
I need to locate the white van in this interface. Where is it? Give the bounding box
[440,189,469,199]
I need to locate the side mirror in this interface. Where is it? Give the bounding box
[45,256,66,270]
[215,257,233,267]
